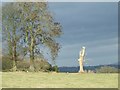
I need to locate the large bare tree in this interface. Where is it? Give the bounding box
[2,2,62,71]
[2,3,24,71]
[19,2,62,71]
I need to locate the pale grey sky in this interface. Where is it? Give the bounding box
[1,2,118,67]
[48,2,118,66]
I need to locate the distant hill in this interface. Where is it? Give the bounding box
[59,64,120,73]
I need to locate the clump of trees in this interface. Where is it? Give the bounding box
[2,2,62,72]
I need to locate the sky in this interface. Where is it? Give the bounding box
[48,2,118,66]
[0,1,118,67]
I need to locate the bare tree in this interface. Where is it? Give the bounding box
[2,2,62,72]
[2,3,23,71]
[17,2,62,71]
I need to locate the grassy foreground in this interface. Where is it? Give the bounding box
[2,72,118,88]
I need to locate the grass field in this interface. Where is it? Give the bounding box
[2,72,118,88]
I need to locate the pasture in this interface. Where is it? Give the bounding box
[2,72,118,88]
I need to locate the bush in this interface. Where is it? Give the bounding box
[34,60,52,72]
[16,60,30,71]
[96,66,118,73]
[2,56,13,71]
[2,55,54,72]
[52,65,59,72]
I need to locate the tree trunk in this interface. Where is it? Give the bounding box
[29,52,35,71]
[29,37,35,71]
[12,60,17,71]
[79,57,84,73]
[78,47,85,73]
[11,42,17,71]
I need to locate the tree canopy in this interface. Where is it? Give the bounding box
[2,2,62,71]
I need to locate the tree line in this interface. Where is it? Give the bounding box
[2,2,62,72]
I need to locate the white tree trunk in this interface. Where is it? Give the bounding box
[78,47,85,73]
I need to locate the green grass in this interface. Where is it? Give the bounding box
[2,72,118,88]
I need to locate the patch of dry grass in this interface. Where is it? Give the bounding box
[2,72,118,88]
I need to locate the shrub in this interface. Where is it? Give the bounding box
[96,66,118,73]
[52,65,59,72]
[2,56,13,71]
[16,60,30,71]
[34,60,52,72]
[2,55,53,72]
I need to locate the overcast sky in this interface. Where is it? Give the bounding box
[1,2,118,67]
[48,2,118,66]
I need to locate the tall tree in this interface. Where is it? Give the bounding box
[18,2,62,71]
[2,2,62,72]
[2,3,23,71]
